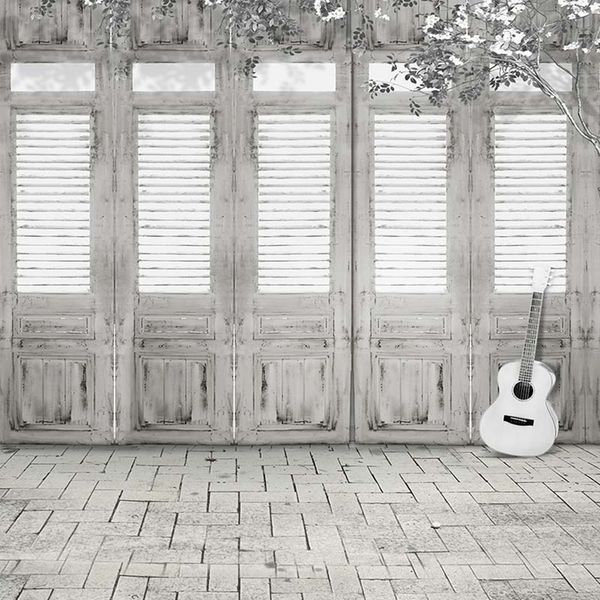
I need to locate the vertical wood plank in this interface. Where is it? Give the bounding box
[282,359,303,423]
[469,91,495,442]
[259,359,281,425]
[141,358,164,425]
[446,93,472,440]
[423,360,445,425]
[400,359,421,424]
[67,360,89,425]
[304,357,326,425]
[91,50,117,442]
[352,55,375,437]
[378,358,400,426]
[20,358,43,424]
[0,52,14,438]
[166,358,186,424]
[188,359,208,425]
[577,59,600,442]
[43,359,65,424]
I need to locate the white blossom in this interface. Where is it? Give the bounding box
[424,14,441,29]
[563,41,582,49]
[374,7,391,20]
[314,0,346,21]
[448,54,464,66]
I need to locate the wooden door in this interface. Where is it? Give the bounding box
[235,54,352,443]
[353,57,471,443]
[470,82,596,443]
[114,57,234,443]
[0,59,114,443]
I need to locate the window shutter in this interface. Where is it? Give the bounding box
[374,114,447,293]
[257,114,331,294]
[137,114,211,293]
[16,114,91,293]
[494,114,567,293]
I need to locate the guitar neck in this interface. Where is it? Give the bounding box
[518,291,544,384]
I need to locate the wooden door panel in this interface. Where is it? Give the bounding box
[354,57,470,443]
[0,93,114,443]
[235,56,351,444]
[470,100,584,443]
[114,58,234,443]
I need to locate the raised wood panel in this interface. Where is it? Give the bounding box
[369,1,429,45]
[492,313,568,339]
[12,0,89,46]
[373,355,448,429]
[255,314,331,339]
[373,314,448,338]
[137,355,212,427]
[133,0,213,46]
[15,314,93,338]
[138,315,213,338]
[16,355,92,426]
[256,354,331,428]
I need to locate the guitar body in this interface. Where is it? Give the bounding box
[480,360,559,457]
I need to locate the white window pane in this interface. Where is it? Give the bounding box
[137,114,212,294]
[494,114,567,293]
[369,63,420,92]
[374,114,448,294]
[258,114,332,293]
[16,114,91,293]
[132,63,215,92]
[493,63,572,92]
[254,63,336,92]
[11,63,95,92]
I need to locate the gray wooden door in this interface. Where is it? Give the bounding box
[0,61,114,443]
[114,59,234,443]
[353,59,471,443]
[470,86,598,444]
[234,55,352,443]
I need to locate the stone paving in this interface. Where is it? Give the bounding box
[1,444,600,599]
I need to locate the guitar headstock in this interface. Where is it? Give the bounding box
[532,265,552,293]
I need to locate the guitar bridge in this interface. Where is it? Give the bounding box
[504,415,534,427]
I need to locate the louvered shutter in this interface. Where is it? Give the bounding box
[257,114,331,294]
[16,114,91,293]
[494,114,567,293]
[373,114,447,293]
[137,114,211,293]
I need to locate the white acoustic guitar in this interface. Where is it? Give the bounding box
[479,266,559,457]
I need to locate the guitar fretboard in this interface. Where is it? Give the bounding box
[518,292,543,384]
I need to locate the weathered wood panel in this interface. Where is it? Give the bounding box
[257,355,330,427]
[10,0,90,47]
[137,355,211,427]
[17,355,92,426]
[235,54,351,444]
[354,52,470,443]
[374,356,447,427]
[15,314,93,338]
[115,58,234,444]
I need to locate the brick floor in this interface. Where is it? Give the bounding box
[1,444,600,599]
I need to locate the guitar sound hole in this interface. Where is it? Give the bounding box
[513,381,534,400]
